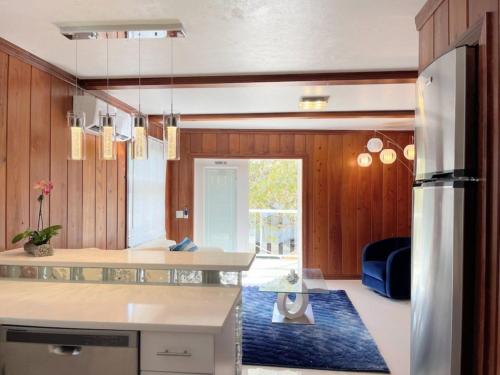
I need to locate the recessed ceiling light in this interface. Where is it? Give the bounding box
[299,96,329,110]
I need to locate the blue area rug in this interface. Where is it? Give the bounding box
[242,287,390,373]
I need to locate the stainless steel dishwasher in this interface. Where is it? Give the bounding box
[0,326,138,375]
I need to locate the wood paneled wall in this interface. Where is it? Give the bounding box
[167,130,413,279]
[416,1,499,373]
[0,50,127,250]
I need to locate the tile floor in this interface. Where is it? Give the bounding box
[242,260,410,375]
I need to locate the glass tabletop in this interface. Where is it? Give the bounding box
[258,268,329,294]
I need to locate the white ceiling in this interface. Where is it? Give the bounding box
[106,83,416,114]
[0,0,424,77]
[0,0,422,130]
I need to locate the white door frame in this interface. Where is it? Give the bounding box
[194,159,249,252]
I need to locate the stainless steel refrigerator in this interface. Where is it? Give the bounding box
[412,46,477,375]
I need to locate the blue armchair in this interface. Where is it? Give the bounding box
[361,237,411,299]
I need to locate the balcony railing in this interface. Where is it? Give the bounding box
[249,209,298,257]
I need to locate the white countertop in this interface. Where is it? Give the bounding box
[0,248,255,271]
[0,281,240,333]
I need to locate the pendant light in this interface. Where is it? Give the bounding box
[163,38,180,160]
[131,33,149,160]
[99,34,117,161]
[67,39,86,161]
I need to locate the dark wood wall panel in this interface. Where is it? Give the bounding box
[29,68,51,231]
[0,52,8,250]
[167,130,413,279]
[0,52,127,251]
[6,57,31,250]
[82,136,96,247]
[95,155,108,249]
[49,76,69,248]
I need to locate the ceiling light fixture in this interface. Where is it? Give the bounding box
[163,38,181,160]
[67,39,86,161]
[98,34,117,161]
[299,96,329,111]
[131,33,149,161]
[59,21,186,40]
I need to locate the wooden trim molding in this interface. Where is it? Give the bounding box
[0,37,75,85]
[0,38,139,116]
[80,70,418,90]
[148,110,415,124]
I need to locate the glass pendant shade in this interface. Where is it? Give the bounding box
[357,152,372,167]
[367,137,384,153]
[98,113,117,160]
[163,113,181,160]
[67,112,86,161]
[131,114,149,160]
[380,148,397,164]
[403,144,415,160]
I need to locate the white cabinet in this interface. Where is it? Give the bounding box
[140,306,236,375]
[141,332,214,374]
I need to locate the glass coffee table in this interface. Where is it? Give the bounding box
[259,268,328,324]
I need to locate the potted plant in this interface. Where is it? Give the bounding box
[11,181,62,257]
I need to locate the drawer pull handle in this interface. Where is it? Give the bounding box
[156,349,192,357]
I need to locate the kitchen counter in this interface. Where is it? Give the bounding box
[0,280,240,334]
[0,248,255,271]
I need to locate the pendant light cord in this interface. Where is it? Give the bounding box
[74,39,78,97]
[170,37,174,115]
[106,33,110,114]
[138,33,141,114]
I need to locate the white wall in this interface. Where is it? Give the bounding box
[127,138,166,247]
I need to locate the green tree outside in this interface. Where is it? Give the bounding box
[248,159,298,209]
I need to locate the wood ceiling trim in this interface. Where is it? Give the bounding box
[80,71,418,90]
[148,110,415,124]
[0,37,75,85]
[0,37,140,116]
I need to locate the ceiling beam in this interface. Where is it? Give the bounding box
[80,70,418,90]
[148,110,415,124]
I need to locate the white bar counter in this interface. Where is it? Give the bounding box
[0,248,255,271]
[0,280,240,334]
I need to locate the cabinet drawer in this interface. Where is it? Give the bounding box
[141,331,214,374]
